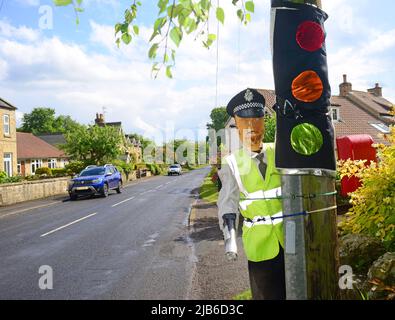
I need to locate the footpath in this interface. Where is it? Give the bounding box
[188,197,250,300]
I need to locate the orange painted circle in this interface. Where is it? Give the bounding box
[292,70,323,103]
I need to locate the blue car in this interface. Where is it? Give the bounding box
[68,164,123,200]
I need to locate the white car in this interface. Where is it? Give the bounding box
[168,164,182,176]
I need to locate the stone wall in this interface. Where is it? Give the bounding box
[0,171,154,206]
[0,177,69,206]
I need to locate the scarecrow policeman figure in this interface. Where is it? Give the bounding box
[217,88,286,300]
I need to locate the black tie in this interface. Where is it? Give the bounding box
[255,153,267,180]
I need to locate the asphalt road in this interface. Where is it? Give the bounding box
[0,167,210,300]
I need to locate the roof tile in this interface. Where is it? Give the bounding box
[17,133,67,159]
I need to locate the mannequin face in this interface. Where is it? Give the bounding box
[234,115,265,153]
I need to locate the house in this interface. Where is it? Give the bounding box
[224,75,394,154]
[16,132,69,176]
[0,98,18,177]
[94,113,143,163]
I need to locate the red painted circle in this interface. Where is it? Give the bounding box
[296,21,325,52]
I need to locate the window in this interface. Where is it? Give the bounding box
[31,159,42,174]
[3,114,10,135]
[48,159,57,169]
[3,153,12,177]
[370,123,390,134]
[330,108,340,122]
[17,161,21,175]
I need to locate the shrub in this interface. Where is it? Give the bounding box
[0,171,7,183]
[25,174,40,181]
[34,167,52,176]
[147,163,162,175]
[338,123,395,252]
[0,172,23,184]
[51,168,68,177]
[136,163,147,170]
[64,161,86,175]
[112,160,135,179]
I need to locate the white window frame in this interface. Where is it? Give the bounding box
[48,158,57,169]
[370,123,390,134]
[3,114,10,135]
[31,159,42,174]
[3,153,12,177]
[330,108,340,122]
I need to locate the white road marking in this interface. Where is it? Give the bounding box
[40,212,98,237]
[155,185,163,189]
[111,196,135,207]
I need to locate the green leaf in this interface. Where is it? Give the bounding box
[121,33,132,45]
[205,33,217,47]
[166,66,173,79]
[237,9,244,22]
[148,43,159,59]
[158,0,169,14]
[216,7,225,25]
[170,27,182,47]
[115,23,122,35]
[245,1,255,13]
[133,25,139,35]
[53,0,73,6]
[152,62,160,72]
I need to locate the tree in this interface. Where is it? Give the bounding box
[61,125,123,165]
[54,0,256,78]
[19,108,56,134]
[19,107,82,135]
[207,107,228,132]
[263,113,276,143]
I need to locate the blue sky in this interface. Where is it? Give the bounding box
[1,0,394,143]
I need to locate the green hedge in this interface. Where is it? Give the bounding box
[0,171,23,184]
[34,167,52,176]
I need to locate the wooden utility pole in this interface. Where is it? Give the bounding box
[272,0,341,300]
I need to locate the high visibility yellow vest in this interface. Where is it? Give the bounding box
[224,143,284,262]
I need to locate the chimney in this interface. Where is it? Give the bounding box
[95,113,105,125]
[367,83,382,97]
[339,74,352,97]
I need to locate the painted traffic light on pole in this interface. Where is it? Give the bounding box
[272,1,336,170]
[271,0,340,300]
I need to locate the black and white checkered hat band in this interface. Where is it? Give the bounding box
[233,102,264,114]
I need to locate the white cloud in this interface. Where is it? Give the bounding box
[0,20,40,42]
[0,58,8,80]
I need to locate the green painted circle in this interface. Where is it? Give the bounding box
[291,123,323,156]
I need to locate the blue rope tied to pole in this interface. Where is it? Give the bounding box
[246,205,338,224]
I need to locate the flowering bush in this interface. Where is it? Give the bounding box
[338,123,395,251]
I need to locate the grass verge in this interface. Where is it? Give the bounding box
[199,174,219,204]
[233,290,252,300]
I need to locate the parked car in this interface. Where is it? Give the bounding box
[168,164,182,176]
[68,164,122,200]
